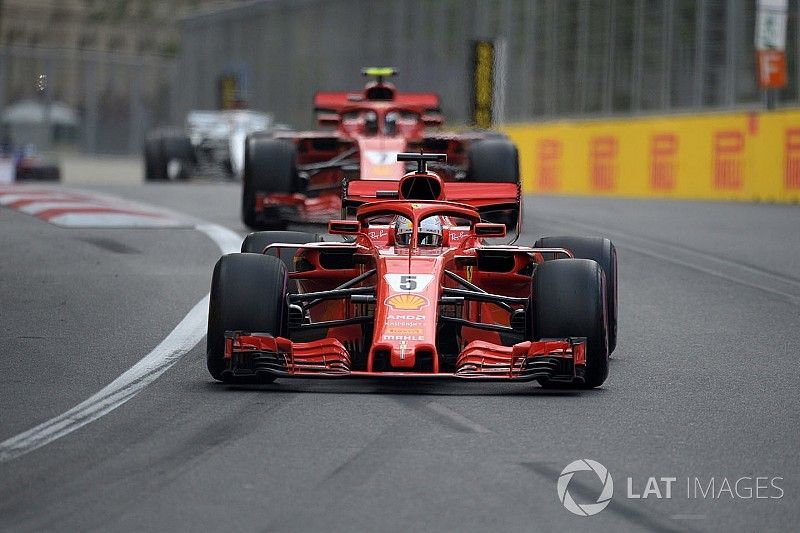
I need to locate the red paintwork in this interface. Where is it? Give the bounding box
[228,194,587,384]
[251,77,505,225]
[230,333,584,381]
[314,88,440,115]
[347,179,519,212]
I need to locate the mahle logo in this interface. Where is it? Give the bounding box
[557,459,614,516]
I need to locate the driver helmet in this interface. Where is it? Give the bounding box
[394,216,443,247]
[364,111,378,135]
[384,111,399,135]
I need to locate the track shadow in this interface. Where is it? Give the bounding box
[200,377,610,398]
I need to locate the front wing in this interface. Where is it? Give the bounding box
[224,332,586,384]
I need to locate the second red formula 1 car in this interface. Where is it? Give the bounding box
[208,153,618,388]
[241,68,519,230]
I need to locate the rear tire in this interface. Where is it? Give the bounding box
[207,253,288,383]
[242,137,296,230]
[534,236,618,354]
[144,135,165,181]
[466,139,520,228]
[144,128,194,181]
[531,259,609,388]
[466,139,519,184]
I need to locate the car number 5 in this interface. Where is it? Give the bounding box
[400,275,417,291]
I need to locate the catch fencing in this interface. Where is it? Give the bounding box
[0,45,174,155]
[3,1,799,155]
[177,0,800,129]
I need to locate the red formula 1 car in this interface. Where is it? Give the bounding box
[240,68,519,230]
[208,153,618,388]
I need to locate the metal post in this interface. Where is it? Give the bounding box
[523,0,540,117]
[128,61,142,154]
[84,56,98,153]
[603,0,617,114]
[693,0,707,107]
[765,89,776,110]
[42,57,54,152]
[493,37,508,124]
[433,0,448,102]
[724,0,738,106]
[661,0,674,109]
[796,0,800,103]
[390,0,406,88]
[631,0,644,111]
[0,47,6,117]
[544,0,558,115]
[575,0,589,113]
[170,54,180,127]
[494,0,513,122]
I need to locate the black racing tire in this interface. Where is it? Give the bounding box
[16,165,60,181]
[242,137,296,230]
[534,236,618,354]
[466,139,520,228]
[144,134,165,181]
[145,129,194,181]
[206,253,288,383]
[531,258,609,388]
[161,133,194,180]
[466,139,520,184]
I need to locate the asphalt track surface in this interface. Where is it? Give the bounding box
[1,181,799,532]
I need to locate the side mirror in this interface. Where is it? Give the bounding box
[474,222,506,238]
[328,219,361,235]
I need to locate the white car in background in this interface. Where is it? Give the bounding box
[144,110,273,181]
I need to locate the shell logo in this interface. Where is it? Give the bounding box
[385,294,428,310]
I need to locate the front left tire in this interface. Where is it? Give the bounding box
[206,253,288,382]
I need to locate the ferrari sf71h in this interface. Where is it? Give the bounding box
[208,153,618,388]
[241,68,520,230]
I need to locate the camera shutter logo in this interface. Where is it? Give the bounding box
[557,459,614,516]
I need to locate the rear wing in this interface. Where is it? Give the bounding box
[314,92,441,116]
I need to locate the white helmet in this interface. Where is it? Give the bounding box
[394,216,443,247]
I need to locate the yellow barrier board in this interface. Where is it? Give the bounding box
[504,109,800,203]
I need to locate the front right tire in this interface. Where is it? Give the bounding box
[531,258,609,388]
[534,236,618,354]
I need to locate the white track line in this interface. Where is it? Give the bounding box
[0,220,242,463]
